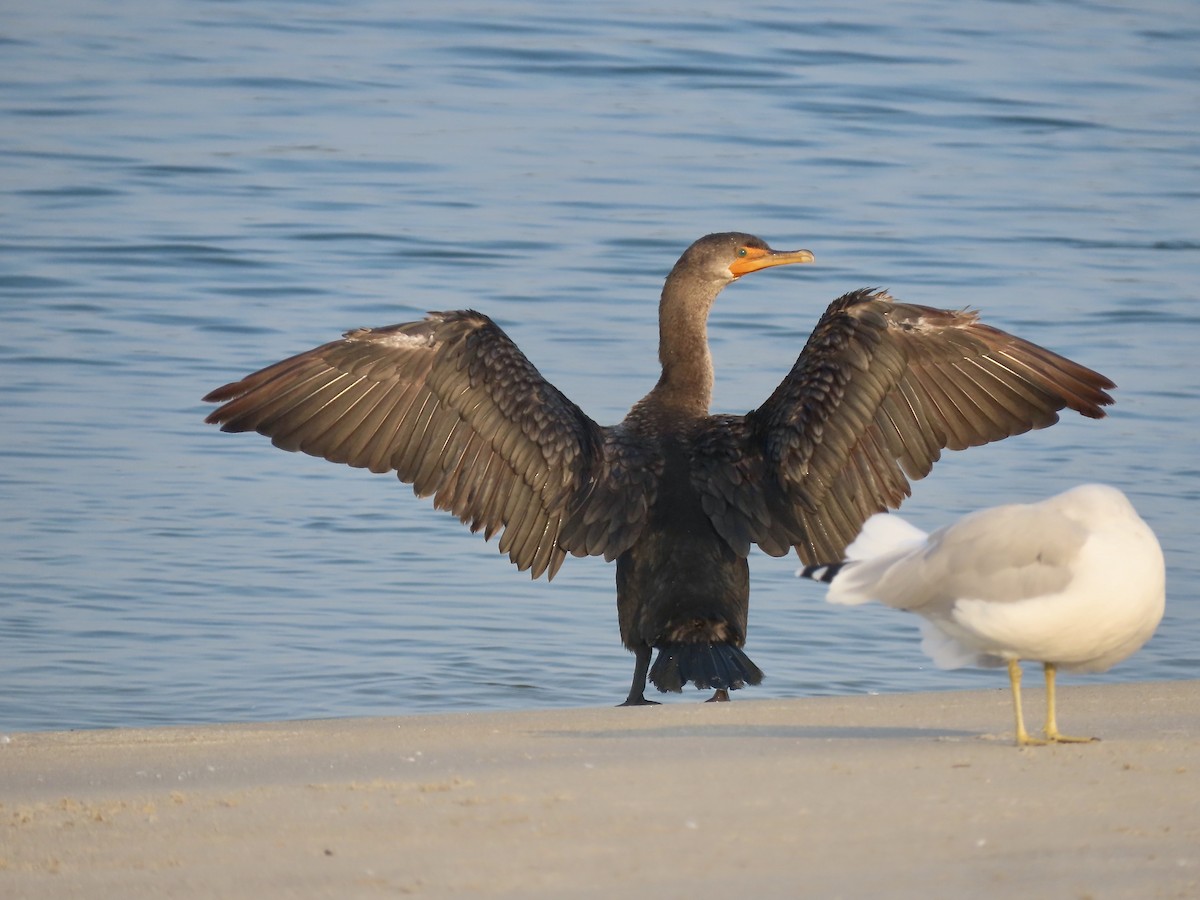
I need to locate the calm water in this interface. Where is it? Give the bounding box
[2,0,1197,732]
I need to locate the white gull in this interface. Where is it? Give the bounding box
[799,484,1166,746]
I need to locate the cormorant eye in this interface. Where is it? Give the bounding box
[736,248,748,257]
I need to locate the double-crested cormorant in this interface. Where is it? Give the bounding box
[203,232,1115,706]
[799,484,1164,745]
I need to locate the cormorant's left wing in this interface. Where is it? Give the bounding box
[204,310,617,579]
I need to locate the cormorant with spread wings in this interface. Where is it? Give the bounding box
[204,233,1114,705]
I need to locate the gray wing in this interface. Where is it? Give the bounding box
[916,504,1085,605]
[204,310,650,579]
[695,289,1115,564]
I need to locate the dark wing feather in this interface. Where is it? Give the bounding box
[692,416,800,559]
[695,289,1115,564]
[204,310,647,579]
[557,426,662,561]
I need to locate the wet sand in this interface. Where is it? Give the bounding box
[3,680,1198,898]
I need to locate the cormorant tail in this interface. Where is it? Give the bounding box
[649,643,764,694]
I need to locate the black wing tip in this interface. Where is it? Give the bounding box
[799,561,846,583]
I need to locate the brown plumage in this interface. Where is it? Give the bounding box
[203,232,1115,705]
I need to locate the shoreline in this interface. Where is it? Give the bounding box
[4,680,1198,897]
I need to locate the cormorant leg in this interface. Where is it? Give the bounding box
[618,643,660,707]
[705,689,730,703]
[1042,663,1096,743]
[1008,659,1045,746]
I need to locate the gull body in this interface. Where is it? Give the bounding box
[801,484,1165,744]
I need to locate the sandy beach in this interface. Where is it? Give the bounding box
[3,680,1198,898]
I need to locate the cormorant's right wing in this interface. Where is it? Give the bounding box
[694,289,1115,564]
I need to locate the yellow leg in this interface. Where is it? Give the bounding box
[1042,663,1097,743]
[1008,659,1045,746]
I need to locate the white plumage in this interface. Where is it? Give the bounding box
[799,484,1166,745]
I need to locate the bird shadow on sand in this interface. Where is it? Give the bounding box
[535,724,977,741]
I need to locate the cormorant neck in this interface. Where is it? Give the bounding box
[648,266,726,417]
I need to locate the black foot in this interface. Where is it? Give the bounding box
[705,689,730,703]
[618,695,661,707]
[620,643,657,707]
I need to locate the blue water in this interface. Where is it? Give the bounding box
[1,0,1197,732]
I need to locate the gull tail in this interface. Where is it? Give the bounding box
[796,512,930,605]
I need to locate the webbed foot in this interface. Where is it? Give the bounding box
[618,695,661,707]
